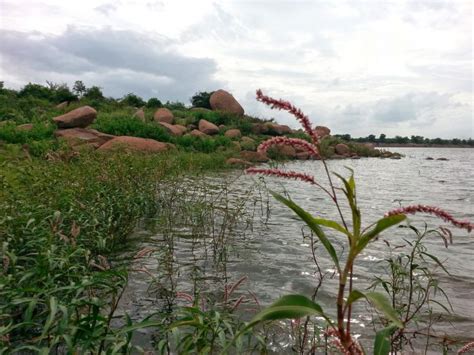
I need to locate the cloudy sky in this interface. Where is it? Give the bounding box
[0,0,472,138]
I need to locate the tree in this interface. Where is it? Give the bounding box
[379,133,386,143]
[367,134,376,142]
[190,91,213,109]
[121,93,145,107]
[18,83,53,100]
[84,86,104,100]
[146,97,162,108]
[73,80,87,98]
[53,84,77,103]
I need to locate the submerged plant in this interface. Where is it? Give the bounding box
[241,89,473,354]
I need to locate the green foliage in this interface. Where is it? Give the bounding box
[84,86,104,100]
[175,135,232,153]
[0,122,55,145]
[190,91,213,109]
[121,93,146,108]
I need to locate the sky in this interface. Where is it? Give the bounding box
[0,0,472,138]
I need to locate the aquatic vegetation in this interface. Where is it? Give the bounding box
[245,90,473,354]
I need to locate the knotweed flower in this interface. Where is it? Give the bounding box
[458,341,474,354]
[385,205,474,232]
[256,89,319,144]
[257,136,319,157]
[246,167,318,185]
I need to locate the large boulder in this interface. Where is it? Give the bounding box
[189,129,208,137]
[314,126,331,139]
[16,123,34,131]
[198,119,219,135]
[335,143,350,156]
[240,150,269,162]
[159,122,186,136]
[55,101,69,110]
[53,106,97,128]
[266,123,292,135]
[224,128,241,139]
[272,144,297,158]
[55,128,115,148]
[133,108,145,121]
[209,89,244,116]
[153,108,174,124]
[98,136,172,153]
[252,123,269,134]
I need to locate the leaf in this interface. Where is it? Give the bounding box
[271,191,340,271]
[356,215,406,254]
[346,290,403,328]
[333,172,361,237]
[313,217,351,237]
[40,296,58,338]
[244,294,330,331]
[421,251,451,275]
[374,324,398,355]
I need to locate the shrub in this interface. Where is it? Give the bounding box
[190,91,213,109]
[146,97,162,108]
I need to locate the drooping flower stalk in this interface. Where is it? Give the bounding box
[257,136,319,157]
[385,205,474,232]
[458,341,474,354]
[256,89,319,144]
[246,167,317,185]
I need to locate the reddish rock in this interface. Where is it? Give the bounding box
[159,122,186,136]
[53,106,97,128]
[266,123,292,135]
[198,119,219,135]
[363,143,375,149]
[98,136,172,153]
[296,152,311,160]
[133,109,145,121]
[226,158,253,167]
[225,129,241,139]
[252,123,269,134]
[232,141,241,151]
[189,129,208,137]
[335,143,351,156]
[274,144,297,158]
[55,101,69,110]
[16,123,34,131]
[209,89,244,116]
[240,150,269,162]
[153,108,174,124]
[55,128,115,148]
[314,126,331,139]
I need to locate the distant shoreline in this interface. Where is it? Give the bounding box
[373,143,474,149]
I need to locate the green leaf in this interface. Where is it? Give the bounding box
[374,324,397,355]
[313,217,351,237]
[40,296,58,338]
[333,172,361,237]
[271,191,340,271]
[245,294,330,331]
[421,251,451,275]
[346,291,403,328]
[356,214,406,254]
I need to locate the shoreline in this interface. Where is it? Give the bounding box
[374,143,473,148]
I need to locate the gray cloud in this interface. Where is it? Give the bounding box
[0,27,222,101]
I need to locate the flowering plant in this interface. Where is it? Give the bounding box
[236,90,473,354]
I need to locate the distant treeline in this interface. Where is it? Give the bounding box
[334,133,473,147]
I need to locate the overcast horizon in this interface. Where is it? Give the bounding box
[0,0,472,139]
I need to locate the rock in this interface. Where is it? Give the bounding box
[189,129,208,137]
[351,156,361,159]
[187,124,197,131]
[226,158,253,167]
[240,136,257,151]
[266,123,292,135]
[53,106,97,128]
[209,89,244,116]
[335,143,350,156]
[133,109,145,121]
[55,101,69,110]
[16,123,34,131]
[198,119,219,135]
[231,141,241,151]
[225,129,241,139]
[219,124,226,131]
[252,123,269,134]
[240,150,269,162]
[98,136,172,153]
[153,108,174,124]
[390,155,402,160]
[331,154,345,159]
[55,128,115,148]
[426,157,434,160]
[314,126,331,138]
[159,122,186,136]
[363,142,375,149]
[296,152,310,160]
[437,157,449,161]
[272,144,297,158]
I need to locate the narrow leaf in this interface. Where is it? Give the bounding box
[313,217,351,237]
[374,324,397,355]
[356,215,406,254]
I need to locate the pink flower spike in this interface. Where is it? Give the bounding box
[385,205,474,232]
[257,136,319,157]
[246,167,317,185]
[256,89,319,144]
[458,341,474,354]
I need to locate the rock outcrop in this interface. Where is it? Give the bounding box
[335,143,350,156]
[240,150,269,162]
[98,136,172,153]
[53,106,97,128]
[198,119,219,135]
[133,109,145,121]
[153,108,174,124]
[159,122,186,136]
[224,129,241,139]
[314,126,330,139]
[55,128,115,148]
[16,123,34,131]
[189,129,208,137]
[209,90,244,116]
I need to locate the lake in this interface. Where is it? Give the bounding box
[120,147,474,352]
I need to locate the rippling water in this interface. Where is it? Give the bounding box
[120,148,474,352]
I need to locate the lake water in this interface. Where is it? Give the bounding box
[120,148,474,352]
